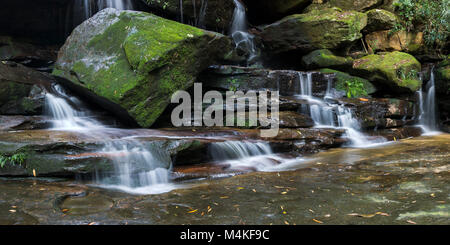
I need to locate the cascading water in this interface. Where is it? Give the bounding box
[296,72,386,147]
[75,0,134,21]
[230,0,258,64]
[45,84,174,194]
[209,141,303,171]
[417,69,439,133]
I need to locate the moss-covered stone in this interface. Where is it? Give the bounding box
[352,51,422,93]
[320,68,377,96]
[53,9,231,128]
[435,55,450,96]
[260,8,368,54]
[302,49,354,69]
[364,9,399,32]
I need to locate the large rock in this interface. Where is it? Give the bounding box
[305,0,383,12]
[198,65,334,96]
[364,9,399,32]
[259,8,368,54]
[53,9,232,128]
[0,62,53,115]
[302,49,353,69]
[352,51,422,93]
[365,30,424,53]
[141,0,235,32]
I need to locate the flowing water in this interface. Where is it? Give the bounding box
[296,72,386,147]
[230,0,258,64]
[209,141,304,172]
[75,0,134,22]
[417,69,439,134]
[44,84,174,195]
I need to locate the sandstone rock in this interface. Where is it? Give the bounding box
[364,9,399,32]
[365,30,424,53]
[305,0,383,12]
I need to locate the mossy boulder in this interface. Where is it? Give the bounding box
[305,0,383,12]
[142,0,235,32]
[302,49,354,69]
[320,68,377,97]
[435,55,450,96]
[259,8,367,54]
[364,9,399,32]
[352,51,422,93]
[365,30,424,53]
[53,9,232,128]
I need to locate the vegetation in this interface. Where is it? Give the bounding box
[393,0,449,52]
[344,79,368,98]
[0,153,27,168]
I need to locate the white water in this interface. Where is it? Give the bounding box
[209,141,305,171]
[230,0,258,64]
[45,84,175,195]
[77,0,133,21]
[296,72,386,148]
[417,69,439,134]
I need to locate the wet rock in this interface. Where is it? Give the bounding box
[0,116,51,131]
[0,203,39,225]
[59,192,113,215]
[367,126,423,141]
[260,111,315,128]
[0,36,58,68]
[305,0,383,12]
[302,49,354,70]
[365,30,424,53]
[199,65,333,96]
[141,0,235,32]
[259,8,368,54]
[0,62,53,115]
[364,9,399,32]
[53,9,232,128]
[352,51,422,93]
[341,98,416,129]
[320,68,377,97]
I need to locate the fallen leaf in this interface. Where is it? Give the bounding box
[312,219,323,224]
[187,209,198,214]
[407,220,417,225]
[359,98,369,102]
[32,169,36,177]
[62,209,69,213]
[220,196,229,199]
[88,222,97,225]
[9,210,16,213]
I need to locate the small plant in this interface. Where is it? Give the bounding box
[0,153,27,168]
[344,79,368,98]
[229,78,239,92]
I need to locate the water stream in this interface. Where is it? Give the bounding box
[230,0,258,65]
[75,0,134,22]
[296,72,386,147]
[417,69,439,134]
[44,84,174,194]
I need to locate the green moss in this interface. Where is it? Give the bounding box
[320,68,376,95]
[303,49,353,68]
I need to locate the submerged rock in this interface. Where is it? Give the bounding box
[259,8,367,54]
[352,51,422,93]
[53,9,232,128]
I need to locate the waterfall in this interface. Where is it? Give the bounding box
[296,72,386,147]
[417,69,438,133]
[75,0,133,22]
[45,84,174,194]
[179,0,184,23]
[230,0,257,64]
[45,84,104,130]
[209,141,303,171]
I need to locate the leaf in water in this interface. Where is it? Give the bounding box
[237,187,245,190]
[207,206,212,213]
[407,220,417,224]
[32,169,36,177]
[347,212,390,218]
[359,98,369,102]
[312,219,323,224]
[284,221,289,225]
[220,196,229,199]
[281,192,288,195]
[9,210,16,213]
[187,209,198,214]
[61,209,69,213]
[88,222,97,225]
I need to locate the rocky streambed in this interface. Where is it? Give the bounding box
[0,134,448,225]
